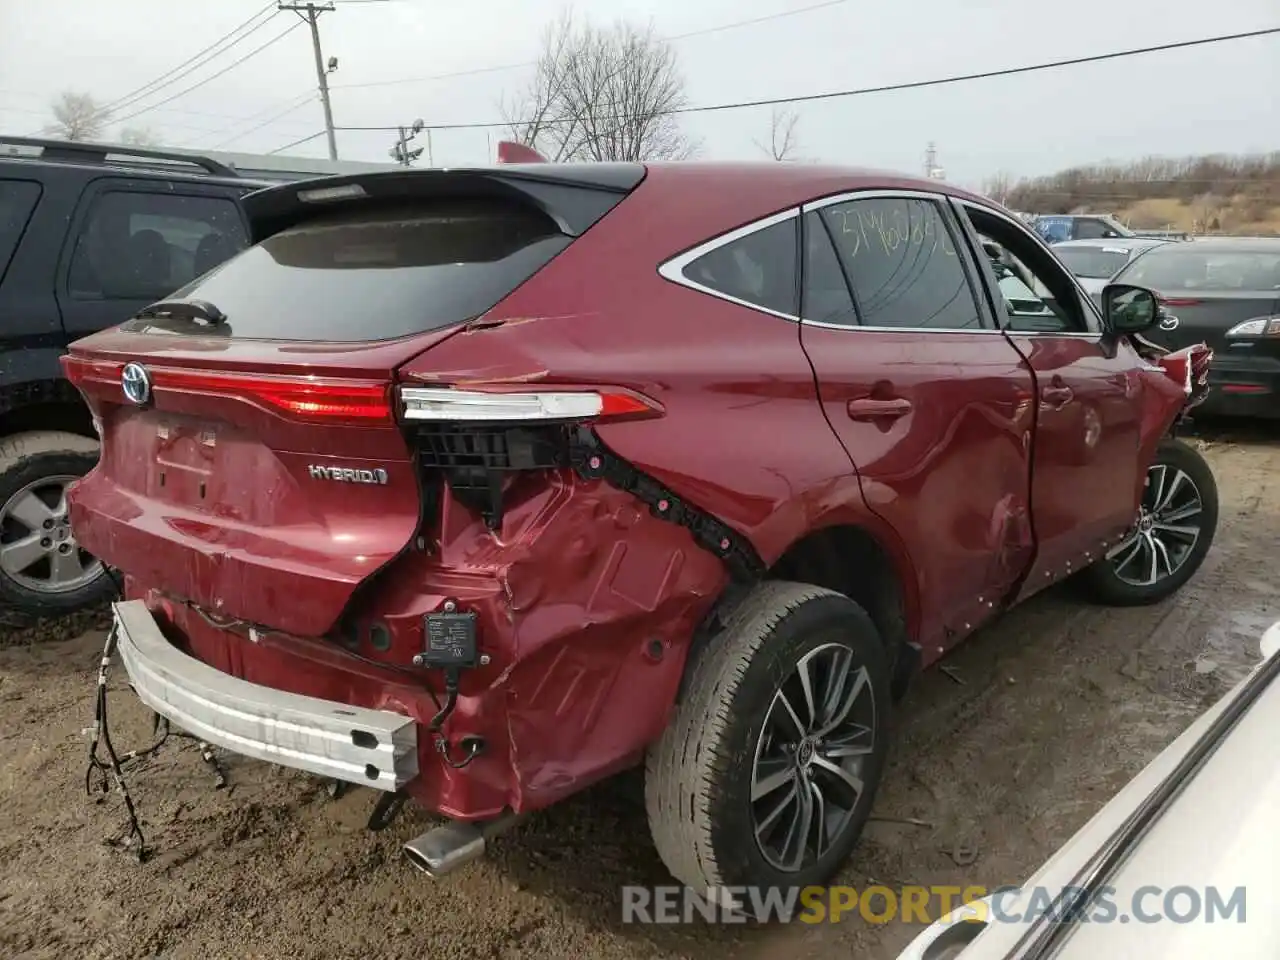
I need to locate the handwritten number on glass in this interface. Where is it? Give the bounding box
[830,203,957,261]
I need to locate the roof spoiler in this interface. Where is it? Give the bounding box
[496,140,547,164]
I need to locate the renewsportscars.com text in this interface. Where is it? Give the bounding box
[621,884,1247,925]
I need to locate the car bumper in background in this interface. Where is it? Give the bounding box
[1198,353,1280,418]
[112,599,419,791]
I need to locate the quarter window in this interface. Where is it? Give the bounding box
[819,197,986,330]
[67,191,248,302]
[681,217,798,316]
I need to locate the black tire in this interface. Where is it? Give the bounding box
[645,581,891,903]
[1079,437,1218,606]
[0,430,115,627]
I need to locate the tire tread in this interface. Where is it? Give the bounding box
[645,581,845,893]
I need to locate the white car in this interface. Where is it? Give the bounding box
[1051,238,1172,297]
[899,621,1280,959]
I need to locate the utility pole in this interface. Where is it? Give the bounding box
[279,2,339,160]
[390,119,425,166]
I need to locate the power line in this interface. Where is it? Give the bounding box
[97,4,279,117]
[266,129,327,154]
[329,0,851,92]
[203,92,318,149]
[110,20,305,126]
[333,26,1280,133]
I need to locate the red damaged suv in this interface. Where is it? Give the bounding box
[62,160,1216,897]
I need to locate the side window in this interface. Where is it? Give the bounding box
[682,216,798,315]
[961,205,1091,334]
[0,180,41,282]
[67,191,248,302]
[1073,218,1114,240]
[819,196,986,330]
[802,211,857,326]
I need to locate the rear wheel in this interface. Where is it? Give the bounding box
[0,431,114,627]
[645,581,891,903]
[1079,438,1218,606]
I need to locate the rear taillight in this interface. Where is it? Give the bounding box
[1226,316,1280,339]
[62,355,124,389]
[156,369,392,422]
[61,356,392,424]
[398,386,662,423]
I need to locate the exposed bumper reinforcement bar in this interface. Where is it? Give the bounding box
[112,599,419,791]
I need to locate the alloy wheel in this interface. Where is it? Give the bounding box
[0,475,103,593]
[1106,461,1204,587]
[751,641,877,872]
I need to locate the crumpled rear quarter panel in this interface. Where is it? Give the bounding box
[138,465,726,819]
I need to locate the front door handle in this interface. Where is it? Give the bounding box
[1041,385,1074,409]
[847,397,913,421]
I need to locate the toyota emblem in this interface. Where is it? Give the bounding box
[121,362,152,406]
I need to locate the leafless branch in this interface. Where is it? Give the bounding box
[755,107,800,161]
[500,11,696,162]
[980,171,1015,206]
[46,91,108,141]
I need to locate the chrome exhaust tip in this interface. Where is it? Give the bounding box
[402,812,523,878]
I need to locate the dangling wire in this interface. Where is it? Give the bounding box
[84,624,151,860]
[84,621,228,862]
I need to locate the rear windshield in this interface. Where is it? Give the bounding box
[1054,246,1133,279]
[159,199,571,341]
[1117,249,1280,292]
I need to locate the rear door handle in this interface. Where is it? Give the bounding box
[1041,385,1074,409]
[846,397,912,421]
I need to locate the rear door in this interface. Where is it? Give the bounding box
[56,177,250,341]
[797,191,1036,653]
[952,198,1145,593]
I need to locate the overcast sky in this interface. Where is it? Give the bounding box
[1,0,1276,186]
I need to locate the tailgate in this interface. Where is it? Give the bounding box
[62,170,644,636]
[64,336,433,637]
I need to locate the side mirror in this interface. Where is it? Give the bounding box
[1101,283,1160,334]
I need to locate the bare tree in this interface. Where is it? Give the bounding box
[502,12,695,162]
[755,107,800,161]
[118,126,160,147]
[46,91,108,141]
[981,171,1015,206]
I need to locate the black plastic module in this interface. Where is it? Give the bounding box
[421,610,480,668]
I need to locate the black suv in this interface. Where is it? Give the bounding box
[0,136,290,625]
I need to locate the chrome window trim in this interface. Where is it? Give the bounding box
[655,187,1105,338]
[952,197,1105,338]
[804,320,1007,334]
[801,186,952,213]
[657,207,802,321]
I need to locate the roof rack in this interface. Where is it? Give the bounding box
[0,135,239,178]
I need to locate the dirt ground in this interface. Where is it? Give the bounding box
[2,424,1277,960]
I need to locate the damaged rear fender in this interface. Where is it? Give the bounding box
[1134,343,1214,494]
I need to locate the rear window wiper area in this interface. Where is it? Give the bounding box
[135,298,227,326]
